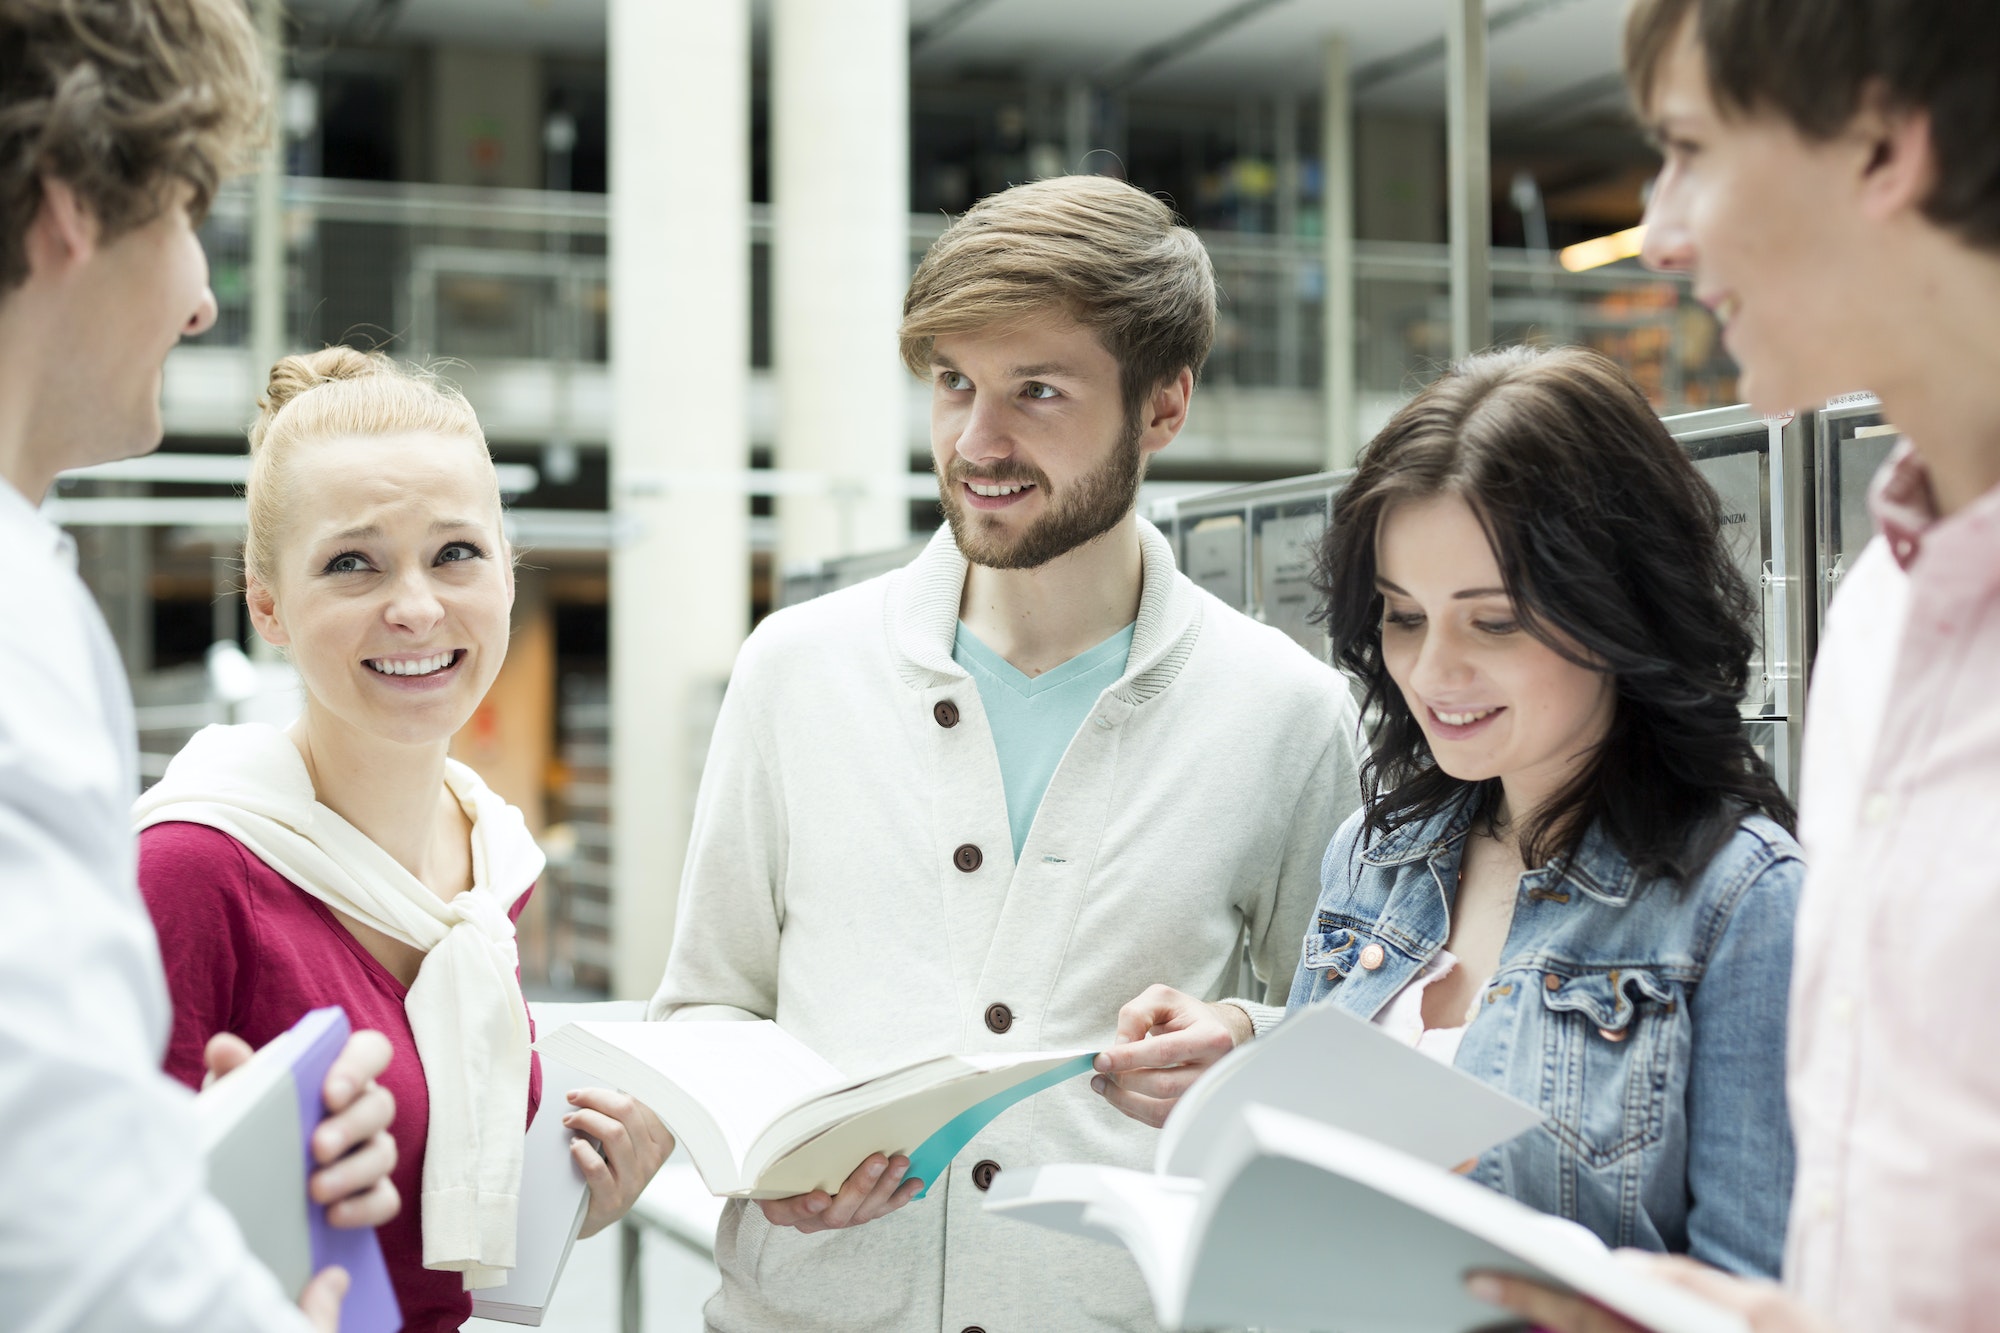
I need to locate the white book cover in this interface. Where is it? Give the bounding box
[471,999,644,1326]
[196,1006,402,1333]
[994,1105,1746,1333]
[1154,1000,1546,1179]
[536,1019,1094,1198]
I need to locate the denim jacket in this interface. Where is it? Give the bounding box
[1286,791,1801,1277]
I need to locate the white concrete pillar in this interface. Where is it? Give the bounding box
[608,0,751,997]
[773,0,910,567]
[1446,0,1492,358]
[250,0,284,378]
[1322,36,1358,469]
[1065,78,1093,172]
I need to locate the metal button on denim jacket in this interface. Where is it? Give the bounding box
[1286,790,1802,1277]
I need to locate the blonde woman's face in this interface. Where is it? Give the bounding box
[251,432,512,749]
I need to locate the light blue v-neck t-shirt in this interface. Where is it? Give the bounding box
[953,621,1136,859]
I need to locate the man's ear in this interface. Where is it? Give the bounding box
[244,575,289,649]
[1853,81,1937,225]
[1139,366,1195,458]
[24,178,100,280]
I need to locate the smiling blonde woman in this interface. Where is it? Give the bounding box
[131,348,672,1332]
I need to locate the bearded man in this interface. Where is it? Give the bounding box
[648,173,1361,1333]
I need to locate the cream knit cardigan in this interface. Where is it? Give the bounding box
[651,519,1363,1332]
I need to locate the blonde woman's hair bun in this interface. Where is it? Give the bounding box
[251,346,400,452]
[242,345,494,583]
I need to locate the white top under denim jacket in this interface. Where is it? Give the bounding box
[1288,790,1802,1277]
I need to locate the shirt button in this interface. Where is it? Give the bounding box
[984,1003,1013,1034]
[962,1327,988,1333]
[971,1159,1000,1191]
[1094,715,1112,729]
[1815,1188,1835,1220]
[1358,943,1385,971]
[953,843,983,873]
[1830,993,1855,1024]
[1862,792,1894,826]
[933,700,960,728]
[1597,1026,1628,1043]
[1543,973,1563,991]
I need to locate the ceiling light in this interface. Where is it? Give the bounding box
[1559,225,1647,273]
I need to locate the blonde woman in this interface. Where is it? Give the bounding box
[134,348,672,1331]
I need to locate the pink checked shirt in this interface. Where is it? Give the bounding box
[1786,442,2000,1328]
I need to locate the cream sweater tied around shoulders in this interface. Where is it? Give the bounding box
[134,722,544,1289]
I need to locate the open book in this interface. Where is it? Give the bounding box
[196,1006,402,1333]
[1153,998,1545,1179]
[536,1019,1094,1199]
[990,1105,1746,1333]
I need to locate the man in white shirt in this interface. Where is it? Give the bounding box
[651,174,1362,1331]
[0,3,399,1330]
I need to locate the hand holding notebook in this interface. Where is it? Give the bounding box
[196,1006,403,1333]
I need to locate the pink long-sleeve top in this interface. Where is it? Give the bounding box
[138,819,542,1333]
[1787,441,2000,1328]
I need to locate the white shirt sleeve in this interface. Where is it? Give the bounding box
[0,515,313,1333]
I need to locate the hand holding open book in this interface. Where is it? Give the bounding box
[986,1003,1750,1333]
[536,1019,1095,1199]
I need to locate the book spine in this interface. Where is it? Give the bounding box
[289,1006,405,1333]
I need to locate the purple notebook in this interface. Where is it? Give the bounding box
[199,1006,403,1332]
[285,1007,403,1333]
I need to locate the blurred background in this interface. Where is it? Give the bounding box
[47,2,1754,1325]
[58,0,1721,1008]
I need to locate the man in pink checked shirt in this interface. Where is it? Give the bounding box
[1472,1,2000,1331]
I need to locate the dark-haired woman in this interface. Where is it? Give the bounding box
[1094,344,1799,1277]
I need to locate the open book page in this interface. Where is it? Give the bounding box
[985,1165,1201,1327]
[539,1020,844,1187]
[1173,1105,1746,1333]
[1157,1000,1544,1178]
[745,1049,1094,1197]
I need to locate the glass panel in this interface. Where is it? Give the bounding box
[1251,497,1331,661]
[1182,512,1250,610]
[1824,413,1896,598]
[1679,427,1776,718]
[1742,718,1796,800]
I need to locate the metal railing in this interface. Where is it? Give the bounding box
[196,177,1735,413]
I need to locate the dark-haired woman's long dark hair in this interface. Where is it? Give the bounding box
[1316,344,1795,882]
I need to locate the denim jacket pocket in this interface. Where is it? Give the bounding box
[1296,912,1381,1005]
[1535,966,1683,1168]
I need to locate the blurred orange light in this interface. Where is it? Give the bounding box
[1559,225,1647,273]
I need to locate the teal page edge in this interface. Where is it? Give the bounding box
[904,1053,1098,1199]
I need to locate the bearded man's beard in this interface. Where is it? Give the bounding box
[937,412,1146,571]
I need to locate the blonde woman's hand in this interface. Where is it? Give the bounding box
[565,1087,676,1238]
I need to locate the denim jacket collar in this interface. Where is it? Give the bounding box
[1357,785,1649,906]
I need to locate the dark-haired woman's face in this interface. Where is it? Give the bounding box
[1375,494,1615,819]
